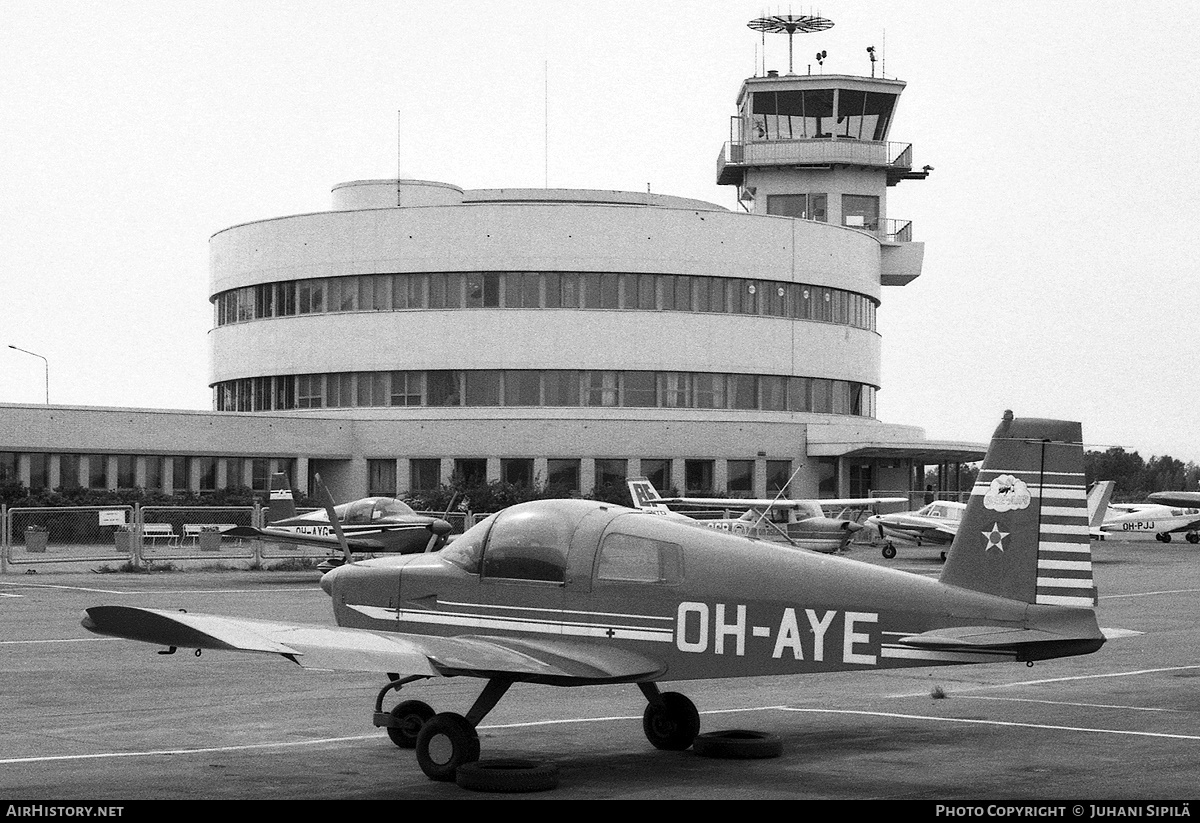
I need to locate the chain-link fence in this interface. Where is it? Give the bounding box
[2,503,488,572]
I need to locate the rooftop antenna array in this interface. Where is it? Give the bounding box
[747,13,833,76]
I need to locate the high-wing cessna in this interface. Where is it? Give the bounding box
[225,473,454,557]
[1100,488,1200,544]
[626,476,904,553]
[83,411,1119,784]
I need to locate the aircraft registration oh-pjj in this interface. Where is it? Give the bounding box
[82,411,1126,783]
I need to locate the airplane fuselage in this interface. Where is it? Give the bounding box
[322,501,1102,683]
[1100,505,1200,539]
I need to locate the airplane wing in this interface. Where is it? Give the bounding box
[81,606,665,682]
[654,496,906,509]
[224,525,423,552]
[1148,491,1200,508]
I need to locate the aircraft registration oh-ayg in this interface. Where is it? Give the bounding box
[224,473,454,557]
[626,476,905,553]
[82,411,1121,783]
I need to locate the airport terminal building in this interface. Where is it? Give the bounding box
[0,59,982,505]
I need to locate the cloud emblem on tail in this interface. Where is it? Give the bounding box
[984,475,1031,512]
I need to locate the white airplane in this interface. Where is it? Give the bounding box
[626,477,905,553]
[868,480,1114,559]
[1099,487,1200,544]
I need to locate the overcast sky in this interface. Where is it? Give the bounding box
[2,1,1197,463]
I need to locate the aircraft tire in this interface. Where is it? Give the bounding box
[882,544,897,559]
[386,699,435,749]
[1158,533,1172,543]
[455,758,560,793]
[643,691,700,751]
[692,729,784,760]
[415,712,480,781]
[1187,533,1199,545]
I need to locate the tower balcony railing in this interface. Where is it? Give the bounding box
[718,140,915,185]
[842,218,913,243]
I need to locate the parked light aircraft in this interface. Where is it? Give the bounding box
[868,480,1115,559]
[626,477,904,553]
[225,473,454,556]
[83,411,1119,784]
[1099,488,1200,543]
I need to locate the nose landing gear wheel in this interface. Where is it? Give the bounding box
[643,691,700,750]
[1187,533,1199,544]
[415,712,480,781]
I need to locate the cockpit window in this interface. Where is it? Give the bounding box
[440,514,496,574]
[597,533,682,584]
[345,499,375,524]
[481,506,574,583]
[373,498,416,520]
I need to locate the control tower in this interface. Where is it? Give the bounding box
[717,15,930,285]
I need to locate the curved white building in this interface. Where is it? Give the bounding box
[0,48,983,505]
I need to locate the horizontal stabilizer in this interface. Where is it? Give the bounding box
[898,625,1085,649]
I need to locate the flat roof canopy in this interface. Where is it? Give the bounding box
[807,439,986,464]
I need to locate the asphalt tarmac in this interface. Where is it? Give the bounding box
[1,538,1197,802]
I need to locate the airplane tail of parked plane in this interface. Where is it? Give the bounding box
[626,477,673,514]
[940,410,1096,608]
[1087,480,1115,530]
[264,473,298,524]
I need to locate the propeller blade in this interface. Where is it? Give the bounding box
[314,473,353,566]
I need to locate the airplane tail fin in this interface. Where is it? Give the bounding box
[1087,480,1115,530]
[265,473,297,524]
[940,411,1096,608]
[626,477,672,514]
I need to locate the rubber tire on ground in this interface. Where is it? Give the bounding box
[882,545,897,559]
[454,758,560,793]
[1187,533,1199,545]
[643,691,700,751]
[692,729,784,759]
[415,712,480,781]
[1158,533,1172,543]
[386,699,435,749]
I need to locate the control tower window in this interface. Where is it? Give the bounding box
[750,89,834,140]
[767,194,827,222]
[836,91,896,141]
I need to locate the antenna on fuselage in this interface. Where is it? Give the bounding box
[314,473,354,566]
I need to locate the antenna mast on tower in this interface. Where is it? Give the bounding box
[747,13,833,75]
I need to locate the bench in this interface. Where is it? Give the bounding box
[140,523,176,545]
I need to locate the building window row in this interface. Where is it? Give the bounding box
[213,271,877,332]
[215,370,877,418]
[0,453,295,495]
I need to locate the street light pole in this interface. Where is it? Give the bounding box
[7,345,49,404]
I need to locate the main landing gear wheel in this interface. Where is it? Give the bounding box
[1157,533,1172,543]
[692,730,784,760]
[1187,533,1199,545]
[386,699,435,749]
[643,691,700,751]
[455,758,560,793]
[415,712,480,781]
[881,544,896,559]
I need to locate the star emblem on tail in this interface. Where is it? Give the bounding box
[982,522,1009,552]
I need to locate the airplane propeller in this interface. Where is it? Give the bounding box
[314,473,354,567]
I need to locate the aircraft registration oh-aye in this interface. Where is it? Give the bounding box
[82,411,1124,783]
[224,473,454,557]
[626,476,905,553]
[1100,488,1200,544]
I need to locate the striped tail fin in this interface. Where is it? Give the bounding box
[940,410,1095,607]
[264,473,297,524]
